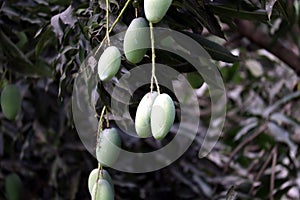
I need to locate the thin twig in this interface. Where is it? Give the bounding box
[94,0,132,56]
[224,124,267,173]
[250,146,277,195]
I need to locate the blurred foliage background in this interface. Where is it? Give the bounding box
[0,0,300,199]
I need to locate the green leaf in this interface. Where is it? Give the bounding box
[183,31,239,63]
[274,0,288,20]
[0,30,52,77]
[173,1,225,38]
[208,5,268,21]
[35,25,55,56]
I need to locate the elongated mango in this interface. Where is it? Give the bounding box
[124,17,149,64]
[96,128,121,166]
[5,173,22,200]
[88,169,114,195]
[144,0,173,23]
[98,46,121,81]
[135,92,158,138]
[1,84,21,120]
[91,179,114,200]
[150,93,175,140]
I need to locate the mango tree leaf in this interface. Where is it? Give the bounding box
[183,32,239,63]
[208,5,268,21]
[274,0,288,20]
[0,30,52,77]
[173,1,225,38]
[35,25,55,56]
[50,5,76,43]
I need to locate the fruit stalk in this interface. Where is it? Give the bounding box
[149,22,160,94]
[97,106,107,146]
[94,0,132,56]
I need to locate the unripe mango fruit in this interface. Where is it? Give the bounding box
[124,17,149,64]
[96,128,121,166]
[135,92,158,138]
[144,0,173,23]
[150,93,175,140]
[91,179,114,200]
[98,46,121,81]
[1,84,21,120]
[88,169,114,195]
[187,72,204,89]
[5,173,22,200]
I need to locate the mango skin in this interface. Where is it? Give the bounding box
[124,17,149,64]
[144,0,173,23]
[88,169,114,195]
[135,92,158,138]
[96,128,121,166]
[98,46,121,81]
[1,84,21,120]
[91,179,114,200]
[150,93,175,140]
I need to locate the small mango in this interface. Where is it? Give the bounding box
[150,93,175,140]
[1,84,21,120]
[144,0,173,23]
[88,169,114,195]
[96,128,121,166]
[98,46,121,81]
[124,17,149,64]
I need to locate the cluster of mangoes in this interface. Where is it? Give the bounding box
[88,128,121,199]
[1,84,21,120]
[97,0,173,80]
[88,168,114,200]
[90,0,173,199]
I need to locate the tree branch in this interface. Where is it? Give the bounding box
[235,20,300,76]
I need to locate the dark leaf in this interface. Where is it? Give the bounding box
[183,31,239,63]
[0,30,52,77]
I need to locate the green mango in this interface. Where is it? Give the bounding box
[91,179,114,200]
[124,17,149,64]
[135,92,158,138]
[88,169,114,195]
[150,93,175,140]
[1,84,21,120]
[98,46,121,81]
[5,173,22,200]
[144,0,173,23]
[96,128,121,166]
